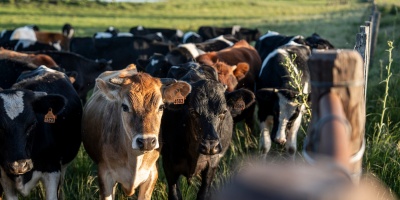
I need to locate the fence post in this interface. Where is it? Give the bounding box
[355,25,369,100]
[306,49,365,182]
[371,5,381,57]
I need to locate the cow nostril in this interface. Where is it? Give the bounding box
[151,138,156,145]
[136,138,144,149]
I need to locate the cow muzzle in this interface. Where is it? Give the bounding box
[7,159,33,175]
[199,140,222,155]
[136,137,157,152]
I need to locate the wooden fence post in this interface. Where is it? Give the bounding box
[306,49,365,181]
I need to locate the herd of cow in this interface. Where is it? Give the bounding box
[0,23,335,200]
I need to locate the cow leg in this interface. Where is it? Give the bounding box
[42,171,61,200]
[197,166,217,200]
[164,168,182,200]
[138,165,158,200]
[57,164,68,200]
[0,169,18,200]
[98,166,117,200]
[259,115,273,157]
[286,108,303,159]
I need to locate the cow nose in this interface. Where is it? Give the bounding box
[274,137,287,145]
[9,159,33,175]
[199,140,222,155]
[136,137,157,151]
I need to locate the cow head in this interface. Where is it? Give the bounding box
[0,89,66,175]
[166,65,255,156]
[212,61,249,92]
[305,33,335,50]
[256,88,304,155]
[96,71,191,152]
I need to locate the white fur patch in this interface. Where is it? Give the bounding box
[117,32,133,37]
[150,59,159,66]
[208,35,234,46]
[10,26,37,41]
[52,41,62,51]
[94,32,113,39]
[182,31,200,43]
[14,39,35,50]
[67,29,74,39]
[179,43,205,58]
[42,171,61,200]
[176,29,184,37]
[275,93,298,143]
[0,91,24,120]
[0,30,6,38]
[258,31,280,41]
[137,26,144,30]
[231,25,241,35]
[259,48,287,77]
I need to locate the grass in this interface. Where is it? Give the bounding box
[1,0,400,199]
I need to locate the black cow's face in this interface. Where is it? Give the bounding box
[144,54,172,78]
[0,89,66,175]
[183,80,255,155]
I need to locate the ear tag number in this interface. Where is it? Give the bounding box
[174,90,185,105]
[44,108,57,123]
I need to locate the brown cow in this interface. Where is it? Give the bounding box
[82,64,191,200]
[0,47,59,68]
[35,23,74,51]
[196,39,261,131]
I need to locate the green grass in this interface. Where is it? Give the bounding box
[1,0,400,199]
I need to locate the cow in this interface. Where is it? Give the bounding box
[0,65,82,199]
[0,59,40,89]
[70,36,174,70]
[304,33,335,50]
[255,31,306,61]
[195,40,261,131]
[0,39,58,51]
[27,50,113,104]
[198,25,261,43]
[256,43,312,158]
[0,48,59,69]
[182,31,203,43]
[35,23,75,51]
[161,63,255,200]
[137,35,238,78]
[129,25,184,45]
[81,64,191,200]
[0,25,39,44]
[93,26,134,39]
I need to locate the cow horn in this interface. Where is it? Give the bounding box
[160,78,177,85]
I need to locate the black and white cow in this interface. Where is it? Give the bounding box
[198,25,261,43]
[161,64,255,200]
[255,31,306,61]
[0,66,82,199]
[28,50,113,103]
[256,43,311,158]
[0,40,58,51]
[129,25,184,45]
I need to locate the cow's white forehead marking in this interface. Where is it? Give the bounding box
[209,35,234,46]
[179,43,204,58]
[0,91,24,120]
[150,59,159,66]
[259,31,280,41]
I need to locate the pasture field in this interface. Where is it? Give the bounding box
[0,0,400,199]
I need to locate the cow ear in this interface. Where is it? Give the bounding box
[65,71,78,84]
[32,93,67,116]
[233,62,249,81]
[162,81,191,104]
[226,89,255,117]
[96,78,122,101]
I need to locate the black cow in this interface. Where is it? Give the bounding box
[305,33,335,50]
[0,59,39,89]
[27,50,112,103]
[182,31,203,43]
[0,40,58,51]
[198,25,261,43]
[130,25,184,45]
[70,36,174,70]
[256,43,311,158]
[161,63,255,200]
[0,66,82,199]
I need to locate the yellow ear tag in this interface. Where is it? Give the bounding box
[44,108,57,123]
[174,90,185,105]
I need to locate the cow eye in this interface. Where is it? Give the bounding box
[121,104,129,112]
[158,104,165,112]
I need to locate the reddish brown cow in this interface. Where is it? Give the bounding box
[0,47,58,68]
[196,40,261,130]
[35,31,71,51]
[82,64,191,200]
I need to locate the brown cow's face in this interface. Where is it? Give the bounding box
[213,61,250,92]
[97,72,191,152]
